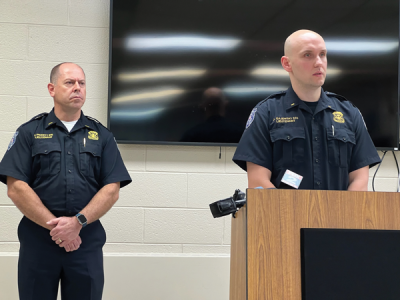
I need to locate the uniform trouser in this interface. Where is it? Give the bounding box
[17,214,106,300]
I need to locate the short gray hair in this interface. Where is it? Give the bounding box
[50,62,85,84]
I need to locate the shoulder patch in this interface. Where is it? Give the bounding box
[246,108,257,129]
[357,108,368,129]
[7,131,19,150]
[114,137,120,151]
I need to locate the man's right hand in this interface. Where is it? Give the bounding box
[246,162,276,188]
[60,235,82,252]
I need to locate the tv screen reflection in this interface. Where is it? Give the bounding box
[109,0,399,149]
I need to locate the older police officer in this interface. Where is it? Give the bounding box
[0,62,132,300]
[233,30,380,190]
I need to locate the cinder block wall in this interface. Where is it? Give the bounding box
[0,0,398,299]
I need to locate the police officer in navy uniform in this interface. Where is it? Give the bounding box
[0,62,132,300]
[233,30,380,190]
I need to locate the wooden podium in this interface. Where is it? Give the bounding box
[229,189,400,300]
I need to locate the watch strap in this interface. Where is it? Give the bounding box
[75,213,88,228]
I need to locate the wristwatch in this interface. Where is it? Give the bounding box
[75,213,88,228]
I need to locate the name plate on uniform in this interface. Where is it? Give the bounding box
[281,169,303,189]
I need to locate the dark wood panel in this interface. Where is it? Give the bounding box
[243,189,400,300]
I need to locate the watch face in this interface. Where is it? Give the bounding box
[77,214,87,224]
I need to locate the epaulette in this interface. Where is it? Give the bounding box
[258,90,287,106]
[86,115,100,123]
[16,112,48,129]
[326,92,366,128]
[85,115,110,131]
[325,91,357,108]
[30,112,48,120]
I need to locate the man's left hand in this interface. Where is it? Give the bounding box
[47,216,82,245]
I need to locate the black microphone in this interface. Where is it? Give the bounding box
[209,189,246,218]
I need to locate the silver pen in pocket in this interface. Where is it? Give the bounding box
[332,125,335,136]
[83,137,86,147]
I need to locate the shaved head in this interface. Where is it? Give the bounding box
[281,29,327,98]
[284,30,324,57]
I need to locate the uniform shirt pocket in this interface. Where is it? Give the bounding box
[79,143,102,178]
[32,142,61,176]
[270,127,305,167]
[327,128,356,168]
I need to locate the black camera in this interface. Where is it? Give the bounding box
[209,189,246,218]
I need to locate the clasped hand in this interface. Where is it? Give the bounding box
[47,216,82,252]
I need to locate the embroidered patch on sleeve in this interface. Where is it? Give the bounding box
[246,108,257,129]
[358,109,367,129]
[7,131,19,150]
[114,137,120,151]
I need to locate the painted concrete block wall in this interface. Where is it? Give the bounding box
[0,0,399,298]
[0,255,230,300]
[0,0,399,254]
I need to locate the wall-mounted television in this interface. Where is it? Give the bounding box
[108,0,399,150]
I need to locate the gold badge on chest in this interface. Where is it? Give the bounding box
[88,131,99,140]
[332,111,345,123]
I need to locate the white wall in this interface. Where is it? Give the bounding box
[0,0,398,299]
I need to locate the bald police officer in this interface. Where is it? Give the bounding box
[233,30,380,190]
[0,62,132,300]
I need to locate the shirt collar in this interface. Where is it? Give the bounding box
[45,109,62,129]
[318,90,338,112]
[45,109,95,131]
[284,86,338,113]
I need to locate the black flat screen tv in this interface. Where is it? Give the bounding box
[108,0,399,150]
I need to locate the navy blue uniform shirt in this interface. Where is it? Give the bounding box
[233,87,381,190]
[0,109,132,213]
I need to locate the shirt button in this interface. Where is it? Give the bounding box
[68,170,72,173]
[343,137,346,141]
[315,137,318,141]
[287,136,290,140]
[69,189,72,193]
[68,151,71,155]
[315,159,319,163]
[44,150,48,153]
[316,181,321,185]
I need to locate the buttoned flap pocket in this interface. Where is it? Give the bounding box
[270,127,305,166]
[270,127,305,142]
[79,143,101,177]
[327,128,356,167]
[32,142,61,176]
[327,128,356,144]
